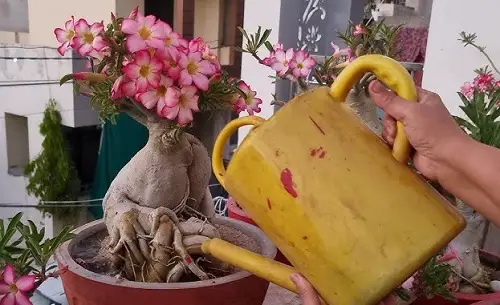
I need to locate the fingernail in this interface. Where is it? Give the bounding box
[291,273,301,284]
[371,81,383,93]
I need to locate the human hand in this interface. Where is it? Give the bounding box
[368,81,469,181]
[291,273,321,305]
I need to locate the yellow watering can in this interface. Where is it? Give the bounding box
[201,54,465,305]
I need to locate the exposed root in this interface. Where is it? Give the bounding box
[167,262,185,283]
[173,225,209,280]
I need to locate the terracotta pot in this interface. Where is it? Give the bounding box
[413,250,500,305]
[55,217,277,305]
[227,197,291,266]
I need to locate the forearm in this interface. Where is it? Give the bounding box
[438,137,500,227]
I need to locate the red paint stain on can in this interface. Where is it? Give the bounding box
[280,168,298,198]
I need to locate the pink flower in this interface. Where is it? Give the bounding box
[156,47,182,80]
[178,51,213,91]
[188,37,221,73]
[401,276,415,291]
[111,75,136,99]
[0,265,36,305]
[460,82,475,99]
[159,86,200,125]
[122,13,166,52]
[158,22,183,49]
[54,16,76,55]
[122,50,163,93]
[137,75,174,110]
[353,24,367,36]
[72,19,106,56]
[473,73,495,92]
[290,50,316,78]
[273,43,284,51]
[233,81,262,115]
[271,48,295,77]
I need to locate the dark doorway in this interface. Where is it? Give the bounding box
[145,0,175,24]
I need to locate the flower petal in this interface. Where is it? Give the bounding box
[165,87,180,107]
[14,292,32,305]
[150,23,167,40]
[122,80,137,97]
[197,60,214,75]
[77,43,93,56]
[146,38,165,50]
[74,19,89,34]
[0,294,15,305]
[0,283,10,295]
[143,15,157,28]
[177,107,194,125]
[147,73,161,88]
[126,35,148,53]
[138,90,159,109]
[149,58,163,72]
[92,36,107,51]
[136,77,149,93]
[178,53,189,69]
[57,42,71,56]
[192,73,209,91]
[54,28,68,43]
[2,266,15,285]
[90,22,104,35]
[121,19,139,34]
[15,275,36,292]
[64,17,75,30]
[179,70,193,86]
[134,50,151,66]
[123,64,141,79]
[162,106,180,120]
[167,67,181,80]
[294,50,305,63]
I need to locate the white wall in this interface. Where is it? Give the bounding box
[238,0,282,143]
[422,0,500,116]
[0,46,77,235]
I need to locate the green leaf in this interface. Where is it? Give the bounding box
[59,74,75,86]
[255,26,262,47]
[49,225,74,253]
[454,116,477,133]
[0,219,4,237]
[258,29,272,49]
[264,41,274,52]
[233,46,247,53]
[238,27,251,45]
[0,213,23,249]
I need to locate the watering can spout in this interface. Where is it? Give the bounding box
[208,54,466,305]
[201,238,298,293]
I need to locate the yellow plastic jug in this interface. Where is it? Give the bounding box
[202,54,465,305]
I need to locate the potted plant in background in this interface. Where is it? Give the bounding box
[51,8,277,305]
[0,212,74,305]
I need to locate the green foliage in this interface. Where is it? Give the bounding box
[0,212,74,284]
[198,72,240,113]
[337,19,403,58]
[234,26,272,55]
[89,80,121,123]
[418,256,455,301]
[454,89,500,147]
[24,100,81,218]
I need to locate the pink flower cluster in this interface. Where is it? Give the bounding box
[55,8,263,124]
[0,265,36,305]
[262,44,316,80]
[54,16,106,57]
[460,72,500,99]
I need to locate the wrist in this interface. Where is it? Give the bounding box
[435,133,475,181]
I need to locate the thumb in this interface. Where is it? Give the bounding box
[369,81,412,122]
[291,274,321,305]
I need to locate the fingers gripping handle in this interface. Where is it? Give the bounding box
[212,116,266,188]
[329,54,418,163]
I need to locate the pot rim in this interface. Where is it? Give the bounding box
[55,216,277,289]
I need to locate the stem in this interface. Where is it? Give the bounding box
[467,43,500,75]
[251,52,263,64]
[297,78,309,91]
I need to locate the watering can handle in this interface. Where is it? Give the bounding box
[212,115,266,188]
[330,54,418,163]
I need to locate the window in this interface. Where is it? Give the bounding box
[5,113,29,176]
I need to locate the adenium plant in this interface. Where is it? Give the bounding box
[0,213,74,305]
[237,18,403,106]
[55,7,263,127]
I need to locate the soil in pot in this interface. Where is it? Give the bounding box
[72,222,261,282]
